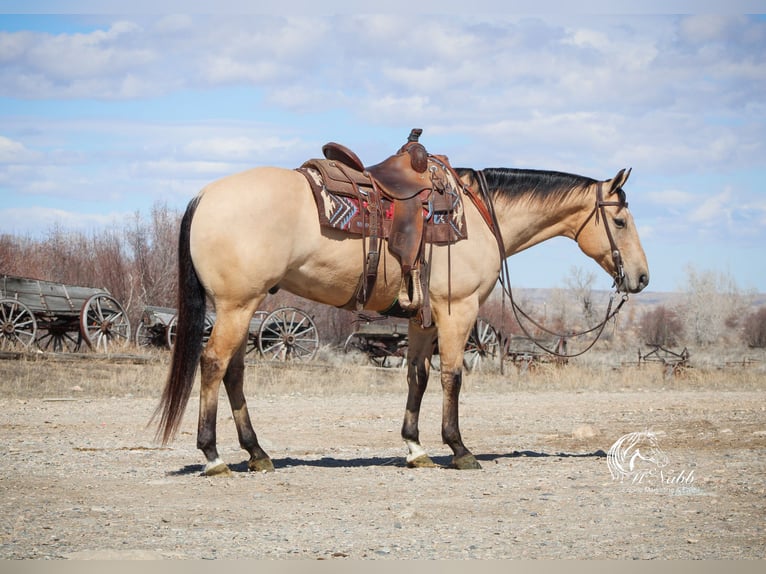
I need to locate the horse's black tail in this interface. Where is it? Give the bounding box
[152,194,207,445]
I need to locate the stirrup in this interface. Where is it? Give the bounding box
[397,268,423,311]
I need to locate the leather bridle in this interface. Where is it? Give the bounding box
[573,181,628,290]
[475,171,630,360]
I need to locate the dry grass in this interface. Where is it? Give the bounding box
[0,343,763,400]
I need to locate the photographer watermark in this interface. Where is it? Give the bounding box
[607,430,698,494]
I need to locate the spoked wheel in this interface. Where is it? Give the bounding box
[36,318,82,352]
[80,293,131,352]
[463,317,500,372]
[364,338,408,369]
[167,314,214,349]
[246,311,269,356]
[134,320,155,348]
[258,307,319,361]
[342,332,363,355]
[0,298,37,351]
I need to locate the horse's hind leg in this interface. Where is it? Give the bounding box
[197,305,257,476]
[223,339,274,473]
[402,322,439,468]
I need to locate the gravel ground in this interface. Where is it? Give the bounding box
[1,372,764,559]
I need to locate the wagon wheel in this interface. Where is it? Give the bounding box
[135,318,169,349]
[246,311,269,355]
[167,314,215,349]
[134,320,154,348]
[343,332,363,355]
[35,317,82,353]
[368,338,408,368]
[0,298,37,351]
[463,317,500,372]
[343,332,407,368]
[80,293,131,352]
[258,307,319,361]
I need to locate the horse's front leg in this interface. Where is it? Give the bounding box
[401,323,439,467]
[437,320,482,470]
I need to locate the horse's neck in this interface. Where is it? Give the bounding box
[495,194,589,256]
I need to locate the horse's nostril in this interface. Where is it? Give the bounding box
[639,274,649,287]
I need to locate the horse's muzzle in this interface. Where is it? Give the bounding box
[620,271,649,294]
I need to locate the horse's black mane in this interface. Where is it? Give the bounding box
[456,167,597,205]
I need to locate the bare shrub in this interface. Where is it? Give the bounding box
[564,265,597,325]
[743,307,766,348]
[639,305,684,346]
[678,266,751,345]
[125,203,180,311]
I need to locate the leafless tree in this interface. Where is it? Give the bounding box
[677,265,752,345]
[564,265,597,326]
[742,307,766,348]
[639,305,684,346]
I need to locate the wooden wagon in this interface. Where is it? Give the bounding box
[136,305,320,361]
[343,314,501,371]
[502,335,569,373]
[0,274,131,353]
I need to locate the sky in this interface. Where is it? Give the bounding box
[1,2,764,294]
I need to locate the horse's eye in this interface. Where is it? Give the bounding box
[613,218,626,229]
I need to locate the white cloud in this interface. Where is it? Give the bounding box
[135,159,239,178]
[0,207,129,235]
[679,15,745,44]
[645,189,695,206]
[0,136,40,163]
[153,14,193,34]
[563,28,611,50]
[689,188,733,224]
[182,136,301,161]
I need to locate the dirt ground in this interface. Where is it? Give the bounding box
[0,359,764,560]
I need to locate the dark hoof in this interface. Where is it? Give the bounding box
[407,454,441,468]
[248,456,275,473]
[204,462,232,477]
[451,454,482,470]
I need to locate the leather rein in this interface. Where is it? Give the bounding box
[475,171,629,359]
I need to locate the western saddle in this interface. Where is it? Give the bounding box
[298,129,467,323]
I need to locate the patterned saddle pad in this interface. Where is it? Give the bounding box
[297,158,467,245]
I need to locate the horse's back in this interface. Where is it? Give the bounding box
[195,166,311,219]
[189,167,319,299]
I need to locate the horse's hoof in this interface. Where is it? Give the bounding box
[204,462,232,477]
[451,454,482,470]
[248,456,275,473]
[407,454,440,468]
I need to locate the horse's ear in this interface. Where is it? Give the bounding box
[458,168,476,186]
[608,167,631,194]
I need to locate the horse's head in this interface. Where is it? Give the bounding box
[574,168,649,293]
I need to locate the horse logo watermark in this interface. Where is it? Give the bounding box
[607,430,670,482]
[607,430,697,493]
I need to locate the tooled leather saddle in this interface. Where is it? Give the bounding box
[297,129,467,323]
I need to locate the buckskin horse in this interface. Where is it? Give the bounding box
[153,136,649,475]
